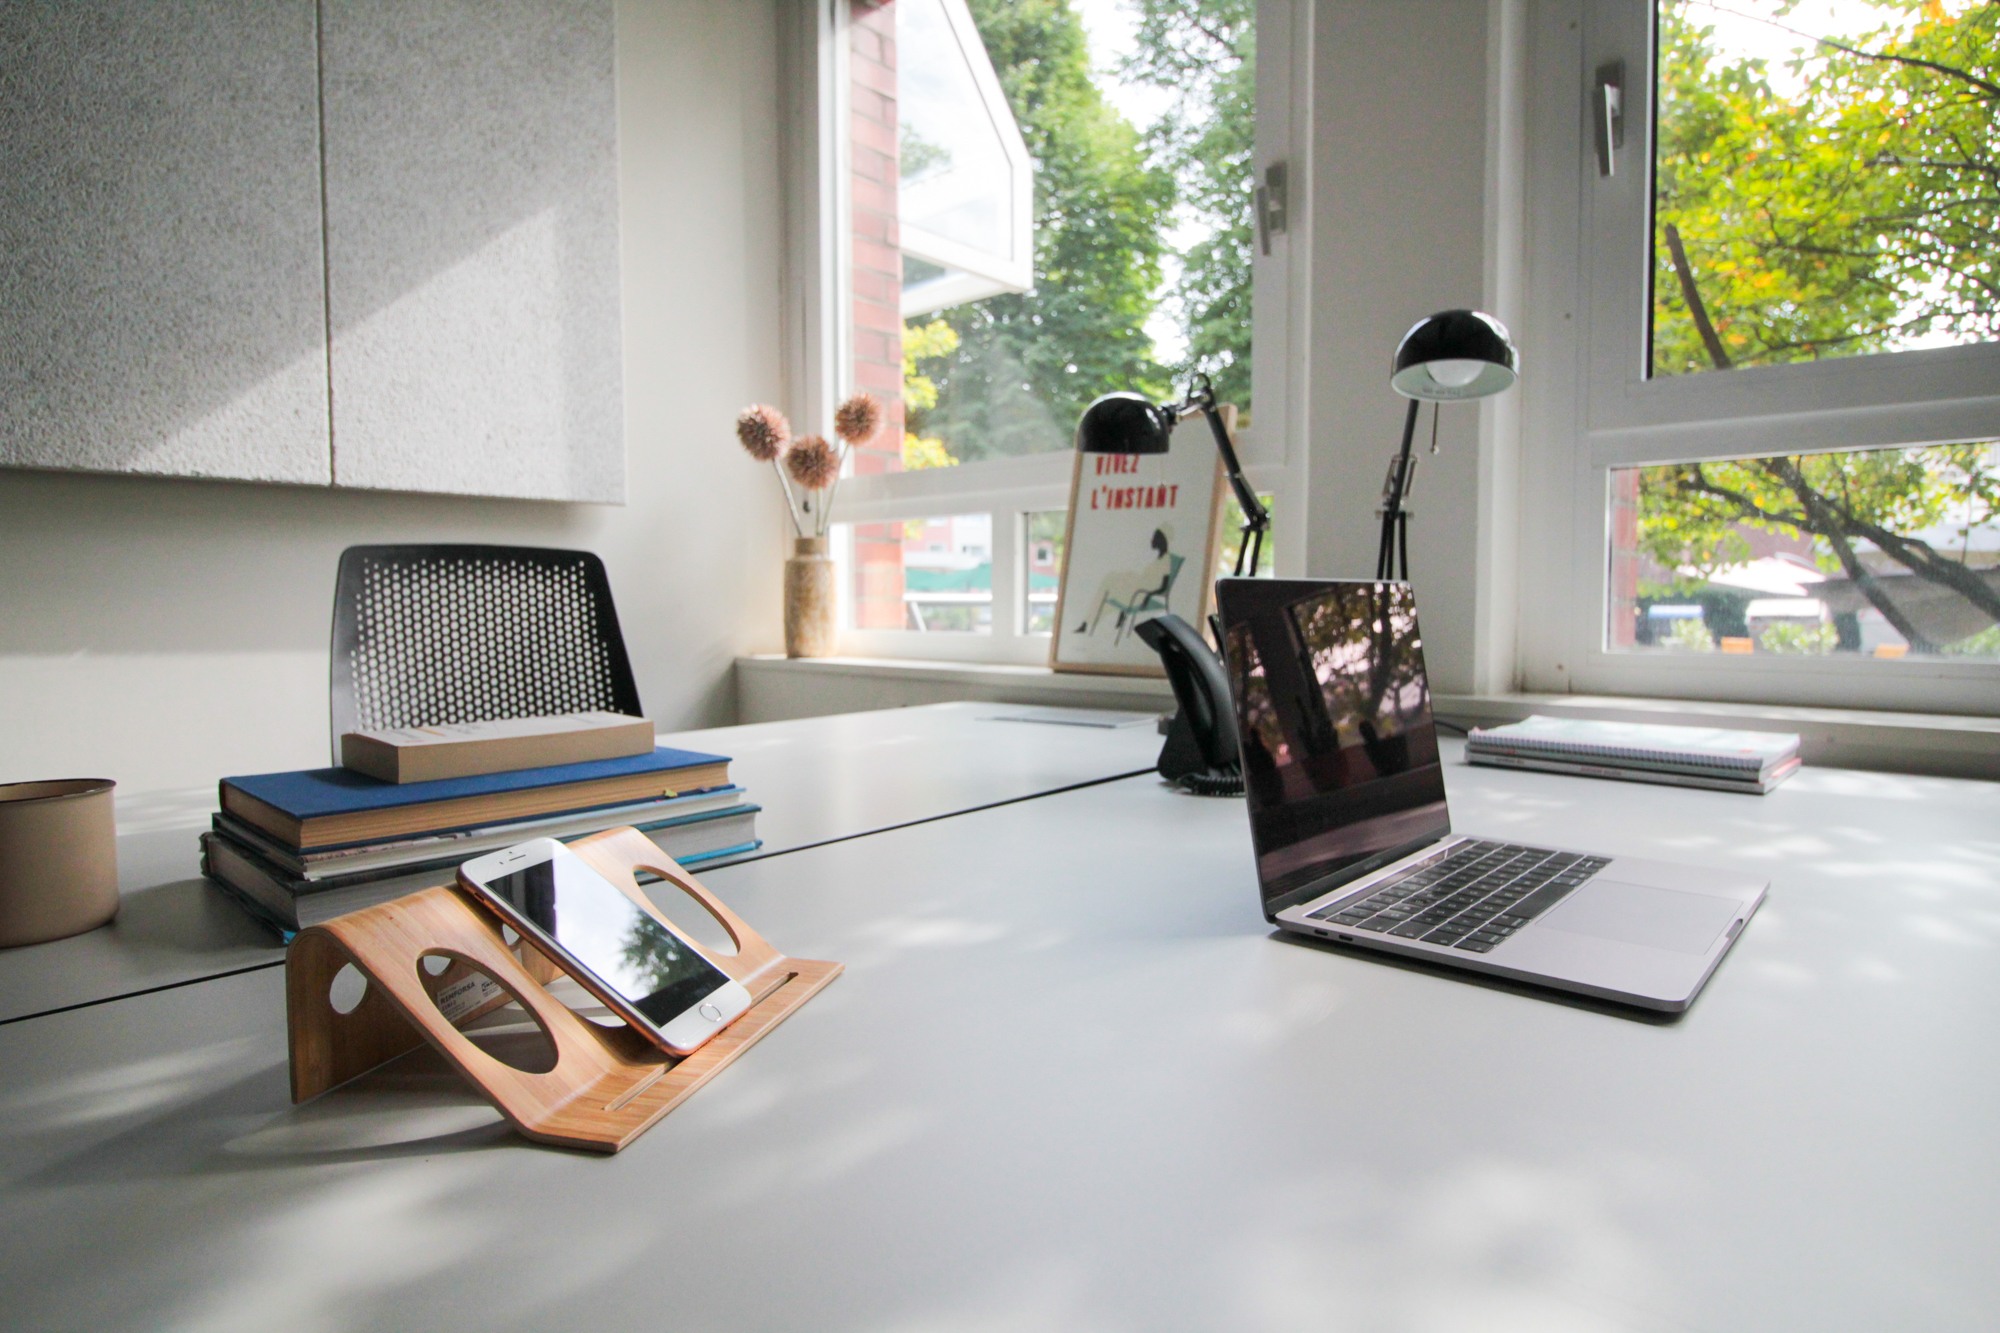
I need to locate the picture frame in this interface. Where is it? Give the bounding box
[1049,404,1232,675]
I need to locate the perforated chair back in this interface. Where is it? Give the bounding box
[330,545,643,762]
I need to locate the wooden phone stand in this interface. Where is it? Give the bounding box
[285,826,841,1153]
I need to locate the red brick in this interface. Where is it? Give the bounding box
[855,367,903,397]
[850,145,896,186]
[850,108,896,154]
[853,54,896,99]
[852,236,900,277]
[853,83,895,125]
[852,265,899,305]
[852,205,897,246]
[850,175,898,218]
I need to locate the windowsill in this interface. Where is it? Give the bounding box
[735,653,1172,723]
[737,656,1996,780]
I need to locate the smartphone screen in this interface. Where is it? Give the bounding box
[479,853,732,1027]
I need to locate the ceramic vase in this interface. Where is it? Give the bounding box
[0,779,119,948]
[784,536,835,658]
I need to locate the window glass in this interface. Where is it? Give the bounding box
[1607,441,2000,658]
[838,515,994,634]
[1023,509,1065,634]
[1651,1,1998,377]
[1217,489,1275,581]
[862,0,1254,470]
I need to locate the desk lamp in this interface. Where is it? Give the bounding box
[1077,372,1269,578]
[1379,309,1519,580]
[1077,374,1260,797]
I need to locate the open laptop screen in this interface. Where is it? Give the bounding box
[1216,579,1449,918]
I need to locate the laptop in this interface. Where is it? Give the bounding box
[1215,578,1766,1013]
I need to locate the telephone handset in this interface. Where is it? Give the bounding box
[1134,614,1243,795]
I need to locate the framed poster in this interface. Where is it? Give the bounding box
[1050,404,1232,675]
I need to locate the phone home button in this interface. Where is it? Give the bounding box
[698,1002,723,1022]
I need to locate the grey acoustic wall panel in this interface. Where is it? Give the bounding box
[0,1,330,483]
[321,0,625,502]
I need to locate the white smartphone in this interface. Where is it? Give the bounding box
[458,838,753,1056]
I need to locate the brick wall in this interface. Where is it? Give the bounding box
[849,0,907,629]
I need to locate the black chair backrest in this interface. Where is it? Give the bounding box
[330,545,643,762]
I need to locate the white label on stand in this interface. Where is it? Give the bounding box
[435,971,504,1023]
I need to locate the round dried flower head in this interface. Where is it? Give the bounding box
[784,434,840,490]
[833,393,882,445]
[734,404,790,462]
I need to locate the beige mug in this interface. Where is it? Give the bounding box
[0,779,119,948]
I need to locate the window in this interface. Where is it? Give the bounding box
[806,0,1299,664]
[1520,0,2000,711]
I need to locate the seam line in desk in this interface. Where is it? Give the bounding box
[0,770,1158,1027]
[724,768,1157,865]
[0,958,287,1028]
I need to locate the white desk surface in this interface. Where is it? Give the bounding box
[0,703,1159,1026]
[2,746,1995,1330]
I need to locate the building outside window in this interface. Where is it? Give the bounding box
[827,0,1274,661]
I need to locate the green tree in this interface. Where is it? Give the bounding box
[1123,0,1257,412]
[1639,1,2000,654]
[911,0,1172,464]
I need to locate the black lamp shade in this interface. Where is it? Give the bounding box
[1390,309,1519,401]
[1077,391,1173,455]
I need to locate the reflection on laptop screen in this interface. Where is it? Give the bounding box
[1216,579,1450,918]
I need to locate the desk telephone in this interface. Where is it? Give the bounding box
[1134,614,1243,796]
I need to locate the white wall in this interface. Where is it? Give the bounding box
[0,0,790,797]
[1303,0,1506,696]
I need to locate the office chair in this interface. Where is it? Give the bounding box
[329,545,642,763]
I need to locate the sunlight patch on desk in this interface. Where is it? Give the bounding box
[0,1037,259,1129]
[718,1104,931,1203]
[1227,1156,1664,1333]
[1847,956,1904,984]
[225,1094,504,1157]
[1903,914,1993,949]
[1742,957,1819,989]
[855,914,1012,954]
[113,785,222,834]
[1194,976,1347,1051]
[173,1160,494,1333]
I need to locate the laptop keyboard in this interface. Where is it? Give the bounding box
[1306,839,1611,953]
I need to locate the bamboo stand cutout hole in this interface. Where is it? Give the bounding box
[286,826,843,1153]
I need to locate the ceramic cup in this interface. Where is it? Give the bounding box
[0,779,119,948]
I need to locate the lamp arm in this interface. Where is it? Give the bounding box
[1171,374,1269,538]
[1376,397,1422,580]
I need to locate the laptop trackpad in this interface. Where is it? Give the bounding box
[1540,881,1740,955]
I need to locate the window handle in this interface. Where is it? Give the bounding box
[1595,61,1626,178]
[1255,161,1288,255]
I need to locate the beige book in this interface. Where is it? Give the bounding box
[340,711,655,784]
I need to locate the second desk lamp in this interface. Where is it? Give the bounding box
[1379,309,1519,580]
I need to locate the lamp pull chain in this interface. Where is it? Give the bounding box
[1430,402,1441,454]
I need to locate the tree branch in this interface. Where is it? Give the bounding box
[1663,223,1733,369]
[1690,3,2000,99]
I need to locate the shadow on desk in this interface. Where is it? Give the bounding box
[1266,930,1688,1026]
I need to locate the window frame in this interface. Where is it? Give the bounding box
[787,0,1308,665]
[1515,0,2000,714]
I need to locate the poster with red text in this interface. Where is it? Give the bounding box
[1051,409,1227,674]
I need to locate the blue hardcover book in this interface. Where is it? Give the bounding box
[221,746,732,848]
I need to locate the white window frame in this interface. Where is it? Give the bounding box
[784,0,1310,666]
[1515,0,2000,714]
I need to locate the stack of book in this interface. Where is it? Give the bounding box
[201,742,760,935]
[1465,715,1803,794]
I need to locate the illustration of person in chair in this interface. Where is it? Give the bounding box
[1074,525,1185,643]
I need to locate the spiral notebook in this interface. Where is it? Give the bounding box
[1465,716,1801,792]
